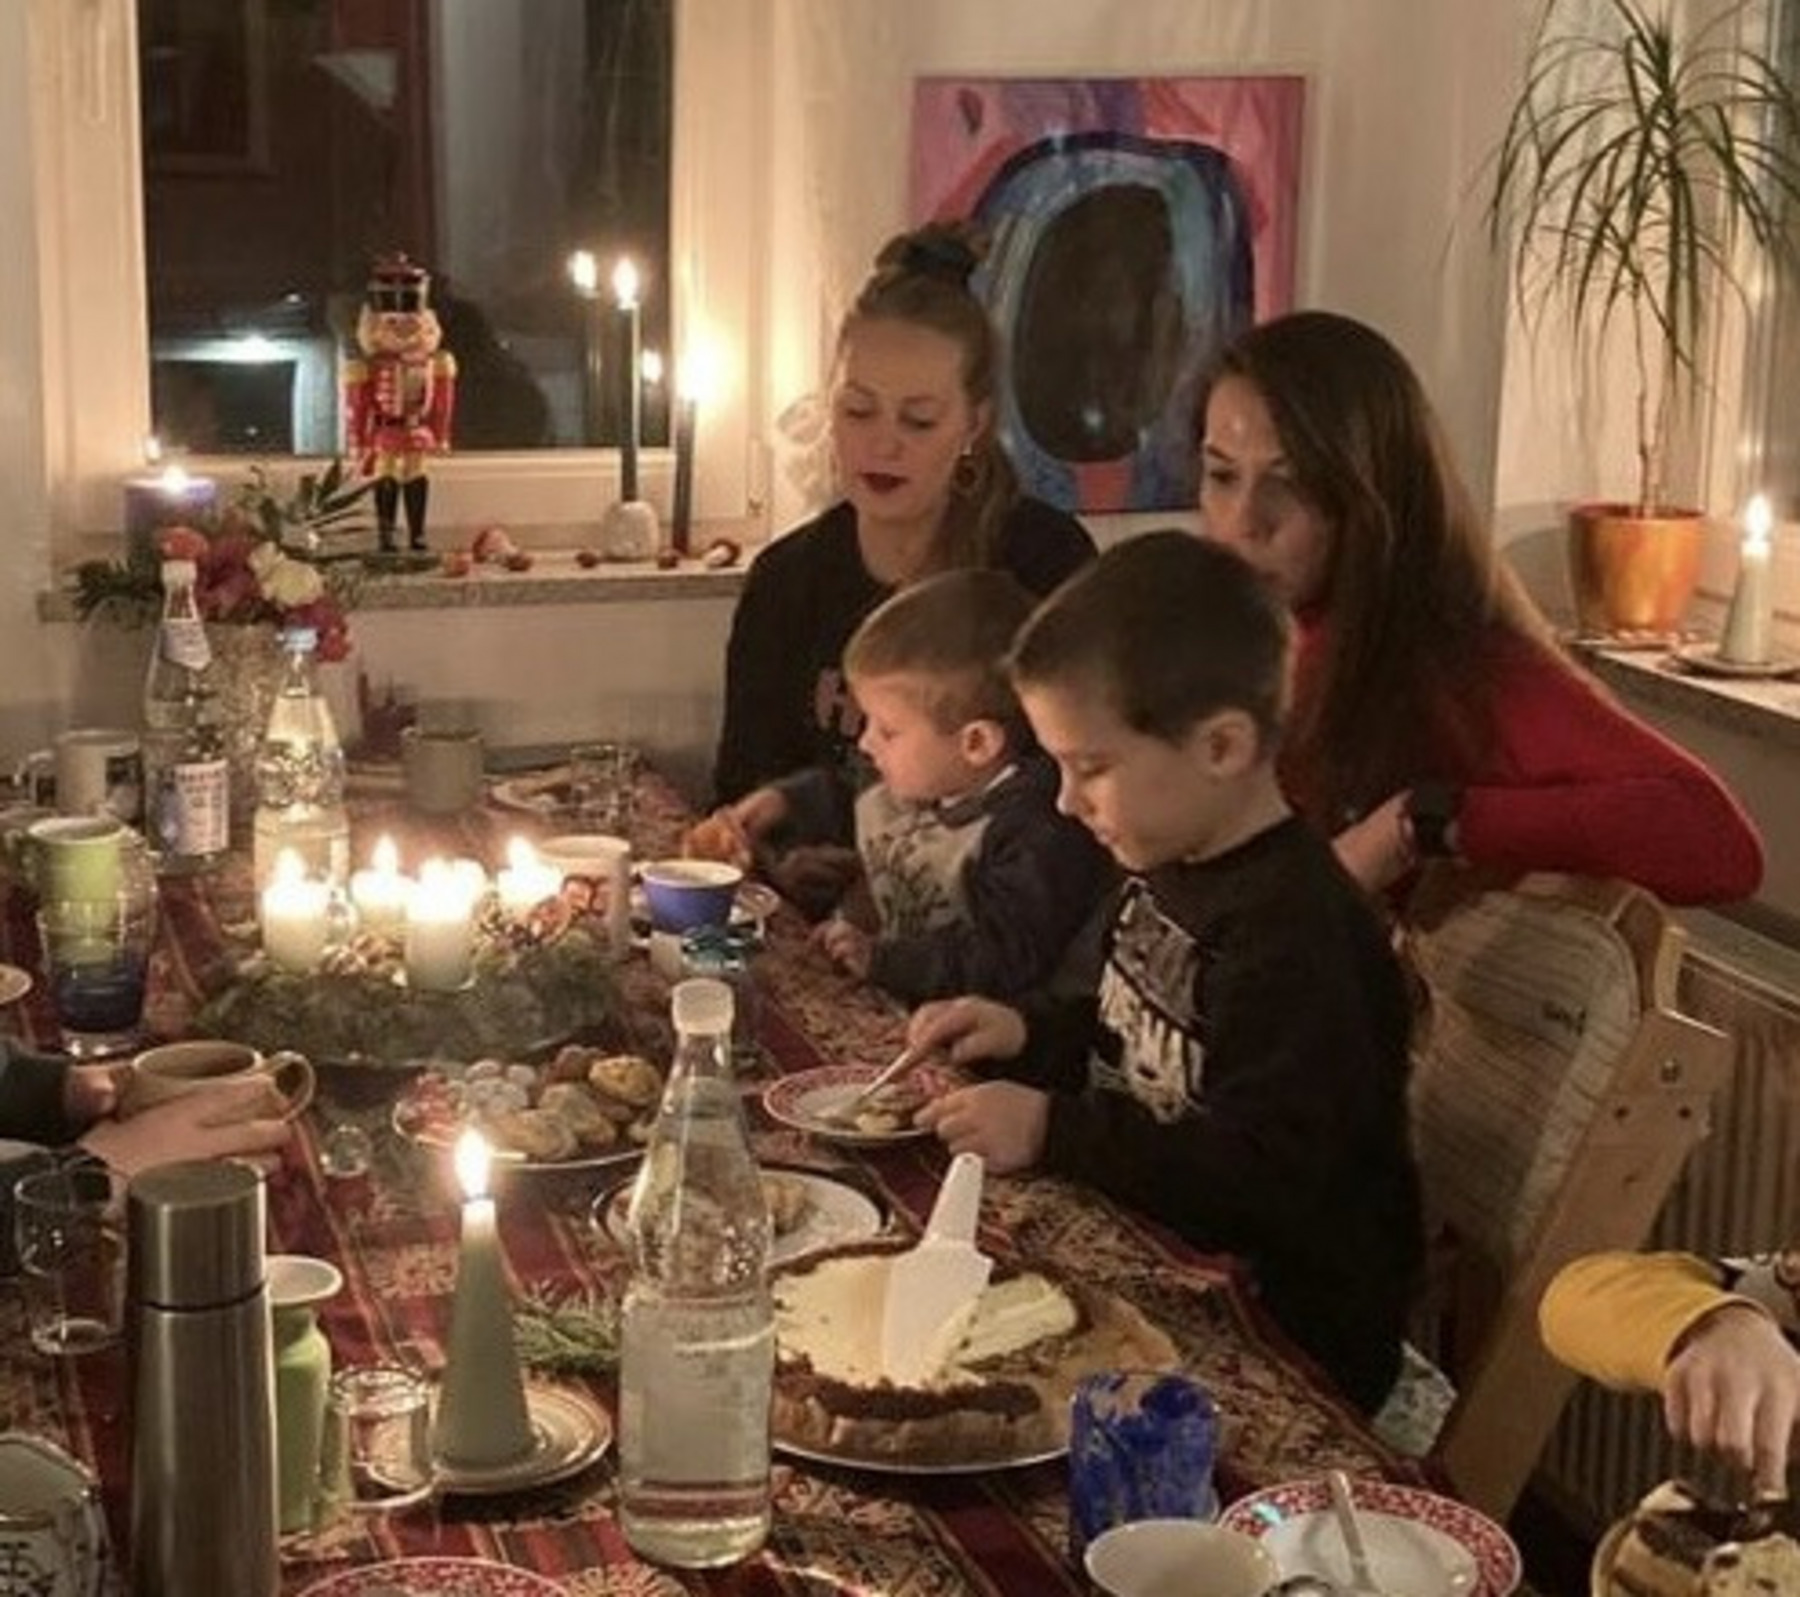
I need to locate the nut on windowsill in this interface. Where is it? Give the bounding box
[700,537,741,569]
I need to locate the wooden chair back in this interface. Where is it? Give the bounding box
[1401,867,1730,1519]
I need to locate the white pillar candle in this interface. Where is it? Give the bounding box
[349,835,412,938]
[433,1131,535,1469]
[495,837,561,916]
[404,859,477,991]
[1719,494,1777,665]
[261,850,332,972]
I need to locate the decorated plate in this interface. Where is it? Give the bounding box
[1591,1519,1628,1597]
[1668,640,1800,679]
[392,1057,657,1174]
[593,1162,887,1265]
[774,1433,1066,1476]
[0,963,31,1005]
[296,1556,567,1596]
[1222,1479,1519,1597]
[761,1065,934,1146]
[433,1382,612,1496]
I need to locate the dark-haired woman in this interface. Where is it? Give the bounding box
[1197,309,1762,907]
[709,225,1095,816]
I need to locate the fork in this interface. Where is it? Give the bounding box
[824,1044,925,1127]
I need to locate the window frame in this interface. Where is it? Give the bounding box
[30,0,768,549]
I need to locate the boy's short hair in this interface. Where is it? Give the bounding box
[1009,531,1291,745]
[844,568,1035,735]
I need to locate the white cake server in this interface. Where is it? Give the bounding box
[880,1151,994,1386]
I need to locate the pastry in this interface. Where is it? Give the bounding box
[587,1053,663,1110]
[1607,1482,1800,1597]
[770,1240,1177,1467]
[481,1106,579,1163]
[538,1083,621,1150]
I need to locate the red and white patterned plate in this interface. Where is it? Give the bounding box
[761,1065,934,1146]
[1221,1478,1521,1597]
[295,1557,567,1596]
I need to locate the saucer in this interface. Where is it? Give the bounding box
[0,963,31,1005]
[1669,640,1800,679]
[433,1382,611,1496]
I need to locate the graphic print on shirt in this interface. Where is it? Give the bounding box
[812,667,864,748]
[1091,879,1204,1123]
[857,788,990,937]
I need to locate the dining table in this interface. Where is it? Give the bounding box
[0,756,1450,1597]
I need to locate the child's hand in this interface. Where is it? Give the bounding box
[814,915,873,978]
[906,996,1027,1068]
[1333,792,1418,894]
[1663,1303,1800,1493]
[916,1081,1048,1174]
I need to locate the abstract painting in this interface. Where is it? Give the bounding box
[912,77,1304,513]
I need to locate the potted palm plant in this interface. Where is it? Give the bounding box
[1489,0,1800,636]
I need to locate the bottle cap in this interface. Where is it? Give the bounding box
[160,559,197,584]
[280,626,320,654]
[128,1160,266,1309]
[672,976,734,1034]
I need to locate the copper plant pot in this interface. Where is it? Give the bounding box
[1567,502,1704,636]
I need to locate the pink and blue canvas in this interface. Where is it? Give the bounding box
[911,77,1303,514]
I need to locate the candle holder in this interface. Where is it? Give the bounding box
[599,499,659,562]
[433,1132,535,1470]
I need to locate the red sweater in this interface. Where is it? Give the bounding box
[1295,617,1764,906]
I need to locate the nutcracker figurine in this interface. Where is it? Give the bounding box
[343,254,458,551]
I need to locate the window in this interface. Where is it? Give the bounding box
[32,0,765,539]
[139,0,672,456]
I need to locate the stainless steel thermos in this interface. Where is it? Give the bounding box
[127,1159,279,1597]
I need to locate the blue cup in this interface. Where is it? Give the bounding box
[37,895,155,1059]
[1069,1370,1219,1562]
[639,858,741,934]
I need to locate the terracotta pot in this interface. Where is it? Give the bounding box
[1566,503,1704,636]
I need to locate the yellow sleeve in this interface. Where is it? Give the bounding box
[1540,1251,1760,1389]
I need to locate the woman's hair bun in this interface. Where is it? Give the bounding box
[875,224,984,287]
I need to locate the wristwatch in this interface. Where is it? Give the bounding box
[1405,782,1463,859]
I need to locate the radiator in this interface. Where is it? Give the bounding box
[1534,922,1800,1532]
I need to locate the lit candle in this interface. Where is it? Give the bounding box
[495,837,561,916]
[123,461,219,563]
[261,849,332,973]
[404,858,478,992]
[1719,494,1776,665]
[349,835,412,938]
[613,257,642,502]
[568,250,603,447]
[433,1130,535,1469]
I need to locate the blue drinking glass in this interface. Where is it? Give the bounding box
[37,895,156,1059]
[1069,1369,1220,1562]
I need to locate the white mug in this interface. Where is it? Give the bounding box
[44,729,143,824]
[0,1432,113,1597]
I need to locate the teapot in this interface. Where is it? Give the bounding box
[0,1431,114,1597]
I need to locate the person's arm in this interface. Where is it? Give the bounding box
[868,804,1113,1004]
[0,1041,84,1146]
[713,551,811,804]
[1450,647,1764,905]
[1540,1250,1742,1389]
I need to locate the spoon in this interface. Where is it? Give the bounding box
[824,1043,926,1127]
[1328,1469,1384,1597]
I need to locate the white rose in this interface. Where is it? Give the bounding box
[247,541,283,581]
[262,555,324,607]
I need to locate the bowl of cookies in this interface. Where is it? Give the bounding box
[393,1045,667,1171]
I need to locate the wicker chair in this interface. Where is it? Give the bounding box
[1400,868,1731,1519]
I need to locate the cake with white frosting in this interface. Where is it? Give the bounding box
[770,1240,1177,1466]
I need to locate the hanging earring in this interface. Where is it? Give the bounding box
[952,445,983,496]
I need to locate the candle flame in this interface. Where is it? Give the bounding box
[612,256,640,309]
[273,848,306,886]
[454,1129,491,1199]
[567,249,598,297]
[640,349,664,386]
[159,464,192,492]
[678,341,723,405]
[372,835,399,874]
[505,837,536,870]
[1746,493,1774,552]
[143,435,164,465]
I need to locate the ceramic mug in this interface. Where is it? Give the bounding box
[18,817,137,904]
[53,729,144,824]
[1084,1519,1277,1597]
[401,726,485,816]
[121,1040,316,1121]
[0,1431,113,1597]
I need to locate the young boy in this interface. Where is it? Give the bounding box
[912,532,1423,1413]
[798,567,1112,1002]
[694,569,1111,1002]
